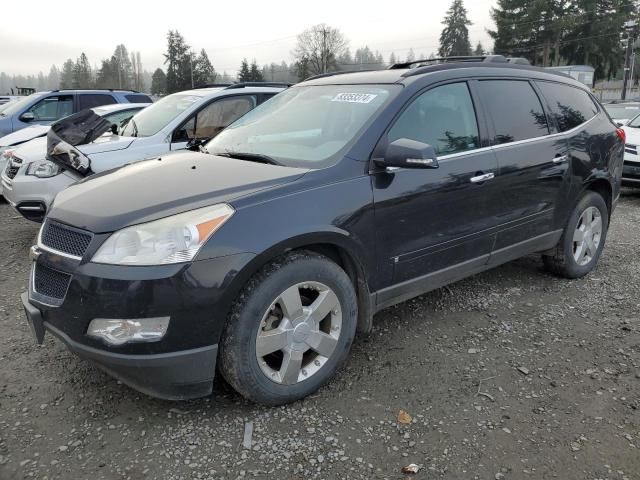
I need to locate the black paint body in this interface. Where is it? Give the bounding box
[24,64,624,399]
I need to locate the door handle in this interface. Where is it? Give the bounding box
[470,172,495,184]
[553,154,569,164]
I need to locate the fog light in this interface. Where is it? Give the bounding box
[87,317,170,346]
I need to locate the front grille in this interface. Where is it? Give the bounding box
[33,264,71,300]
[41,221,93,258]
[625,144,638,156]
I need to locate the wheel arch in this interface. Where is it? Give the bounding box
[583,175,613,223]
[224,232,375,337]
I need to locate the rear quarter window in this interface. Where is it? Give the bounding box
[125,94,153,103]
[477,80,550,144]
[536,82,598,132]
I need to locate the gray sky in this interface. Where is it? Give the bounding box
[0,0,496,76]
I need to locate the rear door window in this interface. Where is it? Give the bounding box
[26,95,74,121]
[174,95,257,142]
[388,82,480,156]
[125,94,153,103]
[79,94,117,110]
[477,80,549,144]
[537,82,598,132]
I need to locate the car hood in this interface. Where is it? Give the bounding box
[48,151,310,233]
[0,125,50,147]
[623,125,640,144]
[9,136,47,162]
[76,135,136,155]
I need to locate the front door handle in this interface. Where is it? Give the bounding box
[470,172,495,184]
[553,154,569,164]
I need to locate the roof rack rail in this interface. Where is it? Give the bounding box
[304,69,376,82]
[389,55,509,69]
[50,88,140,93]
[195,83,233,89]
[224,82,293,89]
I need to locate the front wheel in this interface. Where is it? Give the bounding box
[543,191,609,279]
[219,252,357,405]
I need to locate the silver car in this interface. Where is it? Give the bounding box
[2,103,148,220]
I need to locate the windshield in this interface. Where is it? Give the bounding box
[604,104,640,119]
[205,85,398,167]
[120,93,201,137]
[627,113,640,128]
[0,93,44,117]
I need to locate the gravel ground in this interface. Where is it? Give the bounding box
[0,192,639,480]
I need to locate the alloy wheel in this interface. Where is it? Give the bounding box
[255,281,342,385]
[573,206,603,266]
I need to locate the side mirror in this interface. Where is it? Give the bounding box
[186,138,206,151]
[110,124,118,135]
[615,122,624,127]
[20,112,35,122]
[376,138,439,170]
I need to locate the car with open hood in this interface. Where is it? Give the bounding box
[603,101,640,126]
[0,103,149,193]
[21,56,624,405]
[1,103,149,217]
[2,84,286,221]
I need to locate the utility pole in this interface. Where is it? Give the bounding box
[622,20,638,100]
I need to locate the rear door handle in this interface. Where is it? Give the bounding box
[470,172,495,184]
[553,154,569,164]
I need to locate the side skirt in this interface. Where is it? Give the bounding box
[374,230,562,312]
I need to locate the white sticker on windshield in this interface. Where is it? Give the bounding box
[331,93,378,104]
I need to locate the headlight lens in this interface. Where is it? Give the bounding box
[26,160,61,178]
[91,204,235,265]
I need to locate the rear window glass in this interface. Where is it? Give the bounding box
[537,82,598,132]
[125,94,153,103]
[477,80,549,144]
[79,94,117,110]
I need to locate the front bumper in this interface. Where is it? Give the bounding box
[24,245,256,400]
[1,168,77,222]
[23,292,217,400]
[622,158,640,187]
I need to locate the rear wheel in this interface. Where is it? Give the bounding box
[543,191,608,279]
[219,252,357,405]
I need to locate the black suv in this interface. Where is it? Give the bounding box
[22,56,624,405]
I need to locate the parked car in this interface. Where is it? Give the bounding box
[0,89,152,137]
[1,103,149,216]
[603,101,640,125]
[0,103,149,184]
[0,96,19,105]
[21,56,624,405]
[1,84,285,221]
[622,113,640,187]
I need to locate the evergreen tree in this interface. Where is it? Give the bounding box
[439,0,473,57]
[164,30,192,93]
[249,60,264,81]
[47,65,60,90]
[151,68,167,95]
[294,56,311,82]
[238,59,251,82]
[60,59,75,89]
[73,52,93,89]
[389,52,397,66]
[113,44,133,89]
[474,42,485,56]
[193,49,216,86]
[406,48,416,62]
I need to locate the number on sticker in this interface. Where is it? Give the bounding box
[331,93,378,104]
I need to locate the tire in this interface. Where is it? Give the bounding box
[219,251,358,406]
[543,191,609,279]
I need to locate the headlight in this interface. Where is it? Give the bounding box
[92,204,235,265]
[26,160,61,178]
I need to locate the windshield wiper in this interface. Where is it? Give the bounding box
[215,151,282,166]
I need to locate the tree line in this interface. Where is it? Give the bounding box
[3,0,638,96]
